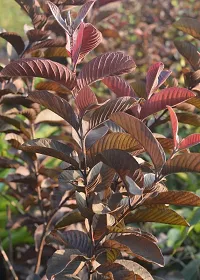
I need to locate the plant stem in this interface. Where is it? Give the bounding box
[0,242,18,280]
[34,190,75,274]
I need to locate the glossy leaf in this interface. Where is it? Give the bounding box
[179,134,200,150]
[77,52,136,90]
[103,76,137,98]
[174,40,200,70]
[90,97,136,128]
[140,87,194,119]
[72,23,84,67]
[146,62,164,98]
[50,230,91,255]
[144,191,200,207]
[0,58,75,90]
[167,106,179,149]
[162,153,200,175]
[87,132,140,165]
[0,32,25,55]
[28,91,79,130]
[110,112,165,172]
[115,260,154,280]
[78,23,102,62]
[103,234,164,266]
[126,205,189,226]
[173,17,200,39]
[75,86,98,116]
[21,138,79,167]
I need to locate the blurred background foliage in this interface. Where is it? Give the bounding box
[1,0,200,279]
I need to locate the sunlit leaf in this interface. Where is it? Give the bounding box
[110,112,165,172]
[146,62,164,98]
[72,1,96,31]
[77,52,136,90]
[173,17,200,39]
[140,87,194,119]
[144,191,200,207]
[179,134,200,150]
[167,106,179,149]
[75,86,98,116]
[0,58,75,90]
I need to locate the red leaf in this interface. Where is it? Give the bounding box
[146,62,164,98]
[140,87,194,119]
[0,32,25,55]
[77,52,136,90]
[167,106,179,149]
[103,76,137,98]
[72,22,85,67]
[75,86,98,116]
[179,133,200,150]
[0,58,75,90]
[72,1,96,31]
[78,23,102,62]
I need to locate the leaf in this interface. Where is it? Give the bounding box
[72,1,96,31]
[90,97,136,128]
[35,80,70,94]
[110,112,165,172]
[175,112,200,127]
[85,126,109,149]
[115,260,154,280]
[50,230,91,255]
[179,134,200,150]
[0,157,20,169]
[0,32,25,55]
[46,249,85,279]
[87,132,140,166]
[103,233,164,266]
[174,40,200,70]
[35,109,64,124]
[146,62,164,98]
[144,191,200,207]
[48,1,69,34]
[140,87,194,119]
[75,86,98,116]
[26,29,50,43]
[21,138,79,167]
[0,58,75,90]
[131,80,147,98]
[97,149,144,190]
[78,23,102,62]
[126,205,189,226]
[26,37,66,53]
[72,23,85,67]
[28,91,79,130]
[162,153,200,175]
[167,106,179,149]
[77,52,136,90]
[0,115,30,138]
[5,133,24,148]
[55,210,84,229]
[173,17,200,39]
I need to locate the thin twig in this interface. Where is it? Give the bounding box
[34,190,75,274]
[0,242,18,280]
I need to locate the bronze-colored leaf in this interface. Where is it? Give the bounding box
[35,80,70,94]
[126,205,189,226]
[87,132,140,166]
[21,138,79,167]
[173,17,200,39]
[0,58,75,90]
[77,52,136,90]
[0,32,25,55]
[90,97,136,129]
[110,112,165,172]
[174,40,200,70]
[176,112,200,127]
[55,210,84,229]
[144,191,200,206]
[28,91,79,130]
[0,115,30,138]
[103,233,164,266]
[162,153,200,175]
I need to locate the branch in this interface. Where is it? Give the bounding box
[0,242,18,280]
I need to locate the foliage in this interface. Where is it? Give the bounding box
[1,0,200,279]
